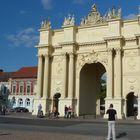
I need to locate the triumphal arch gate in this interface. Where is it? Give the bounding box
[33,4,140,119]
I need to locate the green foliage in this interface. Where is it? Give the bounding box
[0,85,9,106]
[100,79,106,99]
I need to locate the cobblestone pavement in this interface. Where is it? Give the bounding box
[0,129,137,140]
[0,129,105,140]
[0,113,139,140]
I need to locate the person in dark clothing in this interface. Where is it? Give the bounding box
[106,104,117,140]
[64,105,68,118]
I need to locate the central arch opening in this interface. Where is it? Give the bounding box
[79,62,106,116]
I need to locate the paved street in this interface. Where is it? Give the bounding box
[0,113,139,140]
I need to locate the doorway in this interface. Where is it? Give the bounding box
[127,92,138,117]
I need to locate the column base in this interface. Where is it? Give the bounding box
[104,97,123,119]
[32,98,52,115]
[137,98,140,120]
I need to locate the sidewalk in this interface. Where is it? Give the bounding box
[3,112,140,125]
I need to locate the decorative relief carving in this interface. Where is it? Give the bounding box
[53,55,63,62]
[76,52,108,73]
[80,4,121,26]
[56,63,62,74]
[52,80,62,93]
[125,77,138,92]
[128,78,137,83]
[124,50,139,57]
[55,80,62,85]
[127,58,137,70]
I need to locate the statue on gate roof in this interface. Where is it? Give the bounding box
[41,19,51,29]
[63,14,75,26]
[80,4,122,26]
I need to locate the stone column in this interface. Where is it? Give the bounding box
[137,97,140,119]
[37,55,43,98]
[62,53,67,98]
[115,48,122,98]
[43,54,49,99]
[68,53,74,98]
[107,49,113,98]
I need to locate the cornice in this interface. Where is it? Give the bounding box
[62,25,76,28]
[104,36,124,42]
[123,45,139,50]
[53,45,62,49]
[59,41,77,46]
[125,37,137,42]
[78,22,108,29]
[78,40,106,47]
[107,18,122,22]
[135,34,140,38]
[37,44,50,48]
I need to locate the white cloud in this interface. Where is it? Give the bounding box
[73,0,84,4]
[5,28,39,47]
[124,14,137,20]
[19,10,27,14]
[41,0,52,10]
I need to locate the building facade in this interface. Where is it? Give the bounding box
[33,4,140,119]
[0,70,13,106]
[9,67,37,112]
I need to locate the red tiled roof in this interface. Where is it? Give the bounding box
[12,66,38,79]
[0,72,15,82]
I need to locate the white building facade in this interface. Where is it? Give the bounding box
[33,4,140,119]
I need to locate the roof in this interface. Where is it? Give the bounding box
[11,66,37,79]
[0,72,15,82]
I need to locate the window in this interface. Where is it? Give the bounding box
[20,86,23,94]
[18,98,23,106]
[26,98,30,106]
[12,86,16,94]
[27,85,31,94]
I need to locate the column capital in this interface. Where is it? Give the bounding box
[61,52,68,57]
[107,48,114,55]
[44,54,50,57]
[38,54,43,58]
[115,48,122,55]
[69,52,75,58]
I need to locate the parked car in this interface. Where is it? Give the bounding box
[13,107,29,113]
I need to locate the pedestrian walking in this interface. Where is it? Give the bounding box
[106,104,117,140]
[37,104,43,118]
[64,105,68,118]
[68,106,72,118]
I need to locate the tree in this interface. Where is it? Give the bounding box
[0,84,9,106]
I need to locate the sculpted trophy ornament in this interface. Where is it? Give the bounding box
[41,19,51,29]
[63,14,75,26]
[107,6,122,19]
[80,4,122,26]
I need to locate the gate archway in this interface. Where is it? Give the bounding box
[79,62,106,116]
[53,93,61,112]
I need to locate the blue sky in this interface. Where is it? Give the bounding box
[0,0,140,72]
